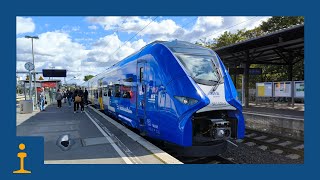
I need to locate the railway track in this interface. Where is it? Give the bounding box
[95,106,237,164]
[177,155,236,164]
[243,129,304,158]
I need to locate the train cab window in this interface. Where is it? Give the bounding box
[174,54,221,86]
[115,84,121,97]
[139,67,143,83]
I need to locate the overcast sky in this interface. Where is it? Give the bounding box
[16,16,270,85]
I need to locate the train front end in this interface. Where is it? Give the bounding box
[163,41,245,156]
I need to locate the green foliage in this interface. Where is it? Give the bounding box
[83,75,94,81]
[260,16,304,32]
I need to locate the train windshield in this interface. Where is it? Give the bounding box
[174,53,221,86]
[163,41,222,86]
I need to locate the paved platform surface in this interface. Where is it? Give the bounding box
[16,104,181,164]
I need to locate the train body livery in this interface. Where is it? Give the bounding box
[85,40,245,156]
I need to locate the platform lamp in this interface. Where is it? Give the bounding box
[25,35,39,109]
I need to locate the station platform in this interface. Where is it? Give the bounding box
[243,103,304,140]
[16,104,182,164]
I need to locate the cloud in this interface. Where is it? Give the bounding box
[86,16,181,37]
[17,31,147,85]
[16,17,35,34]
[86,16,125,30]
[86,16,270,44]
[17,31,87,82]
[87,33,146,64]
[17,16,272,85]
[88,25,98,30]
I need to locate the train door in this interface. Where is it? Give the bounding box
[102,86,109,112]
[98,79,104,110]
[137,61,147,134]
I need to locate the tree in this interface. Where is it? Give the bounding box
[84,75,94,81]
[260,16,304,33]
[206,28,264,49]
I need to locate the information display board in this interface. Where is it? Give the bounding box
[294,81,304,98]
[274,82,292,97]
[43,69,67,77]
[256,82,272,97]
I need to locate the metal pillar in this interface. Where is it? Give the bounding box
[31,39,38,109]
[241,75,244,106]
[244,61,250,108]
[234,74,237,89]
[288,60,294,107]
[29,72,32,100]
[24,81,26,100]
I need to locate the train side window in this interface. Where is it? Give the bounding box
[140,67,143,83]
[121,86,132,99]
[103,87,108,96]
[108,85,114,97]
[115,85,121,97]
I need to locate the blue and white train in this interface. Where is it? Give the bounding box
[85,40,245,156]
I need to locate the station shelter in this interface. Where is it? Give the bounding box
[214,24,304,108]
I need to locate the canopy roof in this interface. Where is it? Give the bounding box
[214,24,304,66]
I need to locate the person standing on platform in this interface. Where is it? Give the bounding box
[49,89,53,104]
[78,87,85,113]
[38,87,46,111]
[66,89,73,107]
[63,90,67,103]
[84,88,88,106]
[55,89,63,108]
[73,88,80,113]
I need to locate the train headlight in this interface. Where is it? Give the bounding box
[174,96,198,105]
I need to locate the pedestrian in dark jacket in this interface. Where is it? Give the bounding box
[55,89,63,108]
[84,88,88,106]
[66,89,73,107]
[78,87,85,112]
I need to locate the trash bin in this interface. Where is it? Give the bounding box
[20,100,33,114]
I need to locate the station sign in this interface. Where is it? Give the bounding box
[274,82,292,97]
[229,68,262,75]
[43,69,67,77]
[294,81,304,98]
[256,82,272,97]
[256,81,304,98]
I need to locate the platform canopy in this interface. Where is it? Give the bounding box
[213,24,304,108]
[214,24,304,66]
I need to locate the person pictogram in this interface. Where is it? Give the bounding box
[13,143,31,174]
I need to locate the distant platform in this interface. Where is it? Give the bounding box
[243,103,304,140]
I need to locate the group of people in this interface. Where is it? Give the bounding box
[38,87,89,113]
